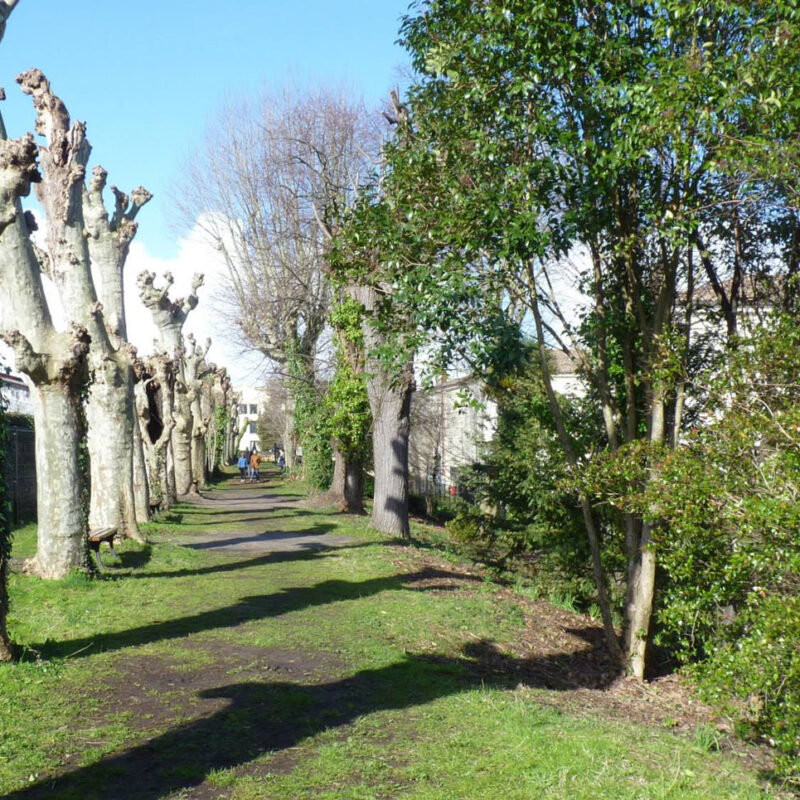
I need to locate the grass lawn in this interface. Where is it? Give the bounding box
[0,472,786,799]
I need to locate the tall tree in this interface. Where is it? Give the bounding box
[388,0,800,675]
[180,87,378,471]
[0,29,94,578]
[137,270,204,496]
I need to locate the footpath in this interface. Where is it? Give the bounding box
[1,471,784,800]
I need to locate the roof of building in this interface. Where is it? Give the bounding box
[0,372,29,390]
[549,348,581,375]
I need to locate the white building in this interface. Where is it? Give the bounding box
[0,371,34,416]
[408,376,498,494]
[407,351,584,496]
[234,387,263,454]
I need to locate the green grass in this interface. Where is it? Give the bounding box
[0,476,783,799]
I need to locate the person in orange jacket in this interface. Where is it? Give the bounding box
[249,450,261,482]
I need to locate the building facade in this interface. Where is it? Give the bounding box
[234,387,264,454]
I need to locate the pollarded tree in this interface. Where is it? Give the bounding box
[183,333,213,493]
[15,69,149,544]
[0,72,91,573]
[205,366,232,476]
[134,349,178,511]
[137,270,204,495]
[83,168,151,537]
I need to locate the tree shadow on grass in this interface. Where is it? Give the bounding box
[5,639,621,800]
[107,540,376,582]
[181,525,348,550]
[115,545,154,570]
[30,568,482,662]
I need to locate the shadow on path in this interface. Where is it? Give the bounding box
[31,568,481,662]
[7,639,617,800]
[114,540,376,581]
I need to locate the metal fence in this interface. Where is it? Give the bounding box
[3,427,36,523]
[409,474,463,499]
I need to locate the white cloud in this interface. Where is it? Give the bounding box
[1,220,269,390]
[124,222,268,389]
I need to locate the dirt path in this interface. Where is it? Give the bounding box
[162,481,355,554]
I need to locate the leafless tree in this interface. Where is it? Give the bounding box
[137,270,204,496]
[178,84,379,470]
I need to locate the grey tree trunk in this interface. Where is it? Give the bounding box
[131,411,150,522]
[83,167,152,536]
[0,69,94,579]
[86,359,141,540]
[172,382,194,496]
[283,402,298,472]
[344,458,364,514]
[138,271,204,497]
[325,444,364,513]
[368,374,412,537]
[354,287,413,538]
[135,354,177,510]
[27,380,87,577]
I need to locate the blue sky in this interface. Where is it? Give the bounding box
[1,0,410,259]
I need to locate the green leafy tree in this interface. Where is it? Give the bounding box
[385,0,800,676]
[322,297,372,512]
[620,317,800,781]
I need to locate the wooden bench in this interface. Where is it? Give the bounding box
[88,527,118,571]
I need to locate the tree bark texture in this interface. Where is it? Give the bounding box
[27,381,88,577]
[355,286,413,538]
[138,271,204,496]
[0,79,93,579]
[131,411,150,523]
[344,458,365,514]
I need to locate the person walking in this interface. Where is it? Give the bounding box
[249,450,261,482]
[237,452,248,482]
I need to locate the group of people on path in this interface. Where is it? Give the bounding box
[237,449,285,482]
[238,451,261,482]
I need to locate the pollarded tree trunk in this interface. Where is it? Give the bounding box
[1,333,92,578]
[137,270,204,496]
[26,379,88,577]
[172,380,194,495]
[83,167,152,537]
[131,412,150,523]
[135,352,178,510]
[86,352,142,540]
[184,334,213,492]
[0,67,94,579]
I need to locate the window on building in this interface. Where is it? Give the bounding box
[238,403,246,414]
[249,422,257,434]
[249,404,258,415]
